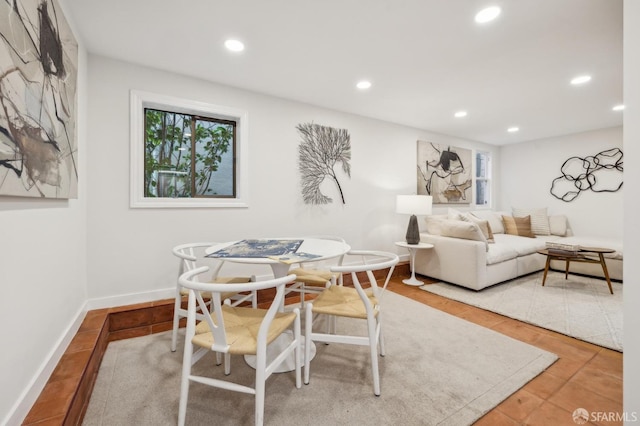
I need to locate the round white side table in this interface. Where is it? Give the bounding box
[395,241,434,286]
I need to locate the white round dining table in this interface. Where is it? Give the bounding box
[205,237,350,278]
[204,237,350,372]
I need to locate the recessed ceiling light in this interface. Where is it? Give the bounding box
[475,6,501,24]
[224,39,245,52]
[356,80,372,90]
[570,75,591,85]
[612,104,625,111]
[507,127,519,133]
[454,111,468,118]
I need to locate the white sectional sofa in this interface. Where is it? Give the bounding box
[413,209,623,291]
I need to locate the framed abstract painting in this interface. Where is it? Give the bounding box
[0,0,78,198]
[416,141,472,204]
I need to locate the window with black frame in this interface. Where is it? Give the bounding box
[144,108,236,199]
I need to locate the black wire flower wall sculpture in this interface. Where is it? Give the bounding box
[297,122,351,205]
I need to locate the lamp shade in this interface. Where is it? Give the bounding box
[396,195,433,216]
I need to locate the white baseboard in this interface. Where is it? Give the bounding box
[86,287,175,310]
[5,288,178,425]
[85,273,301,311]
[3,304,87,426]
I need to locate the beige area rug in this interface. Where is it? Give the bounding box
[420,271,623,352]
[83,292,556,426]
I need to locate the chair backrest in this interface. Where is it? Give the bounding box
[179,266,296,352]
[330,250,399,316]
[172,242,226,281]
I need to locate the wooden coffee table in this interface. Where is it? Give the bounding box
[537,247,615,294]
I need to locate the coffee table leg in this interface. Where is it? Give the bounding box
[598,253,614,294]
[542,257,551,286]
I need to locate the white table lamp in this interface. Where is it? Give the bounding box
[396,195,433,244]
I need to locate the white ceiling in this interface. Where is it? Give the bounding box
[65,0,623,146]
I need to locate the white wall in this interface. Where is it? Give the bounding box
[623,0,639,414]
[0,0,89,423]
[85,55,500,304]
[498,127,623,238]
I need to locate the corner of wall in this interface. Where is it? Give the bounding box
[3,304,87,425]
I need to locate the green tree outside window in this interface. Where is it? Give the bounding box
[144,108,236,198]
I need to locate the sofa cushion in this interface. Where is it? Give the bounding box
[502,215,536,238]
[462,215,494,243]
[549,215,568,236]
[424,214,449,235]
[447,207,464,220]
[512,207,551,235]
[560,236,623,260]
[440,220,489,250]
[447,208,494,242]
[470,210,506,234]
[493,233,548,256]
[485,236,519,265]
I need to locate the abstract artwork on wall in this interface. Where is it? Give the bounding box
[0,0,78,198]
[297,122,351,205]
[550,148,623,202]
[416,141,472,204]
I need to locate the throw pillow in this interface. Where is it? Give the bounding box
[470,210,505,234]
[549,215,568,236]
[512,207,550,235]
[440,220,489,251]
[502,215,536,238]
[471,218,494,243]
[458,212,494,243]
[447,207,464,221]
[424,214,449,235]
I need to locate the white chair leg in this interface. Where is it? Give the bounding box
[216,352,222,366]
[178,340,193,426]
[367,317,381,396]
[299,285,306,308]
[328,314,337,335]
[224,353,231,375]
[377,313,386,357]
[251,276,258,308]
[304,303,313,385]
[255,386,265,426]
[294,308,302,388]
[255,347,267,426]
[171,290,182,352]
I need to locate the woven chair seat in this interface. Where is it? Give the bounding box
[193,305,297,355]
[310,285,378,319]
[288,268,339,286]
